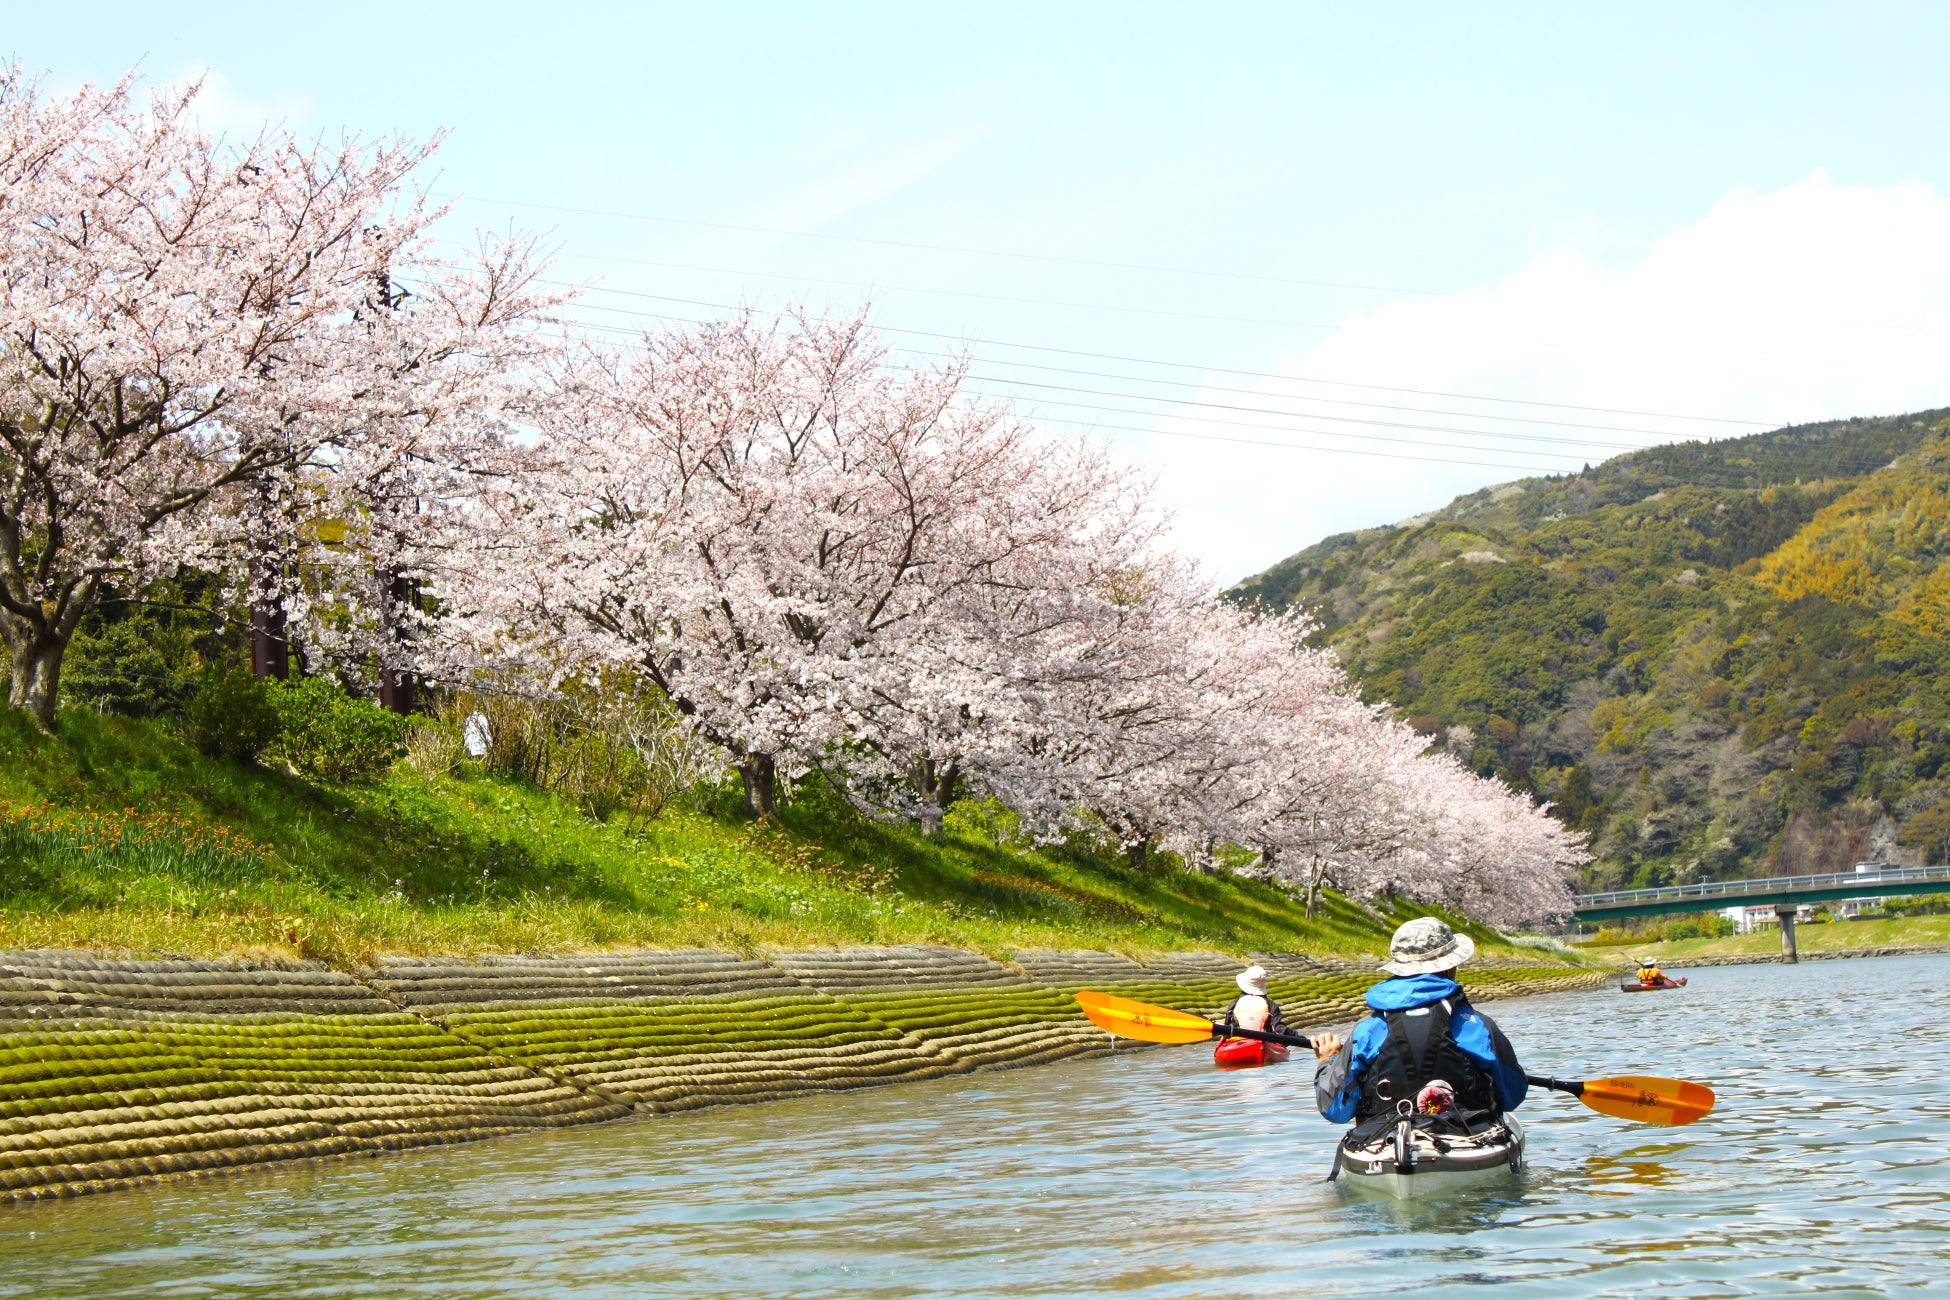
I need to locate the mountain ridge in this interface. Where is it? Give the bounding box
[1231,407,1950,892]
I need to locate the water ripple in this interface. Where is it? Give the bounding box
[1,954,1946,1297]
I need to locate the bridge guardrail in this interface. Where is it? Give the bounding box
[1574,865,1950,910]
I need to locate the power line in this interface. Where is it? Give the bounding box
[551,307,1926,484]
[553,299,1734,453]
[430,238,1784,430]
[434,192,1452,296]
[546,281,1776,428]
[563,281,1720,439]
[1084,420,1578,473]
[1016,401,1606,462]
[938,354,1700,438]
[547,312,1589,470]
[962,377,1659,454]
[556,306,1638,456]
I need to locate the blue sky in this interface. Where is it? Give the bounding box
[7,4,1948,579]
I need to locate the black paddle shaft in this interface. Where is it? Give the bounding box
[1218,1031,1588,1100]
[1211,1023,1313,1051]
[1215,1029,1584,1096]
[1525,1074,1585,1097]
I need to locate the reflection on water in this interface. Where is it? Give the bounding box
[1,954,1947,1297]
[1582,1143,1687,1191]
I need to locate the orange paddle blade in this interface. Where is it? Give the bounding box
[1076,990,1217,1044]
[1577,1075,1716,1126]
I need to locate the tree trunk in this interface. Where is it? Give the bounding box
[379,667,414,715]
[6,631,65,728]
[1304,815,1325,918]
[1,577,91,729]
[250,604,288,682]
[740,752,777,819]
[376,569,416,714]
[912,758,961,836]
[249,555,288,680]
[250,601,289,680]
[1126,839,1148,871]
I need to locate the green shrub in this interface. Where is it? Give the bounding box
[403,716,465,776]
[265,678,409,782]
[1660,913,1735,941]
[62,619,199,718]
[61,572,231,718]
[184,669,282,762]
[443,678,720,827]
[943,797,1031,849]
[1885,892,1950,918]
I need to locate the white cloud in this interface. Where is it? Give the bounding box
[1142,172,1950,585]
[752,122,991,239]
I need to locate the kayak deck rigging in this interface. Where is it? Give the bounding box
[1334,1116,1524,1199]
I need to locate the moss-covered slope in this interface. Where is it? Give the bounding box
[0,944,1609,1202]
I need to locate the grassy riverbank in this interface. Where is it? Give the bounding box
[0,711,1556,966]
[1582,913,1950,966]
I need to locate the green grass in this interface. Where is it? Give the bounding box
[0,711,1560,966]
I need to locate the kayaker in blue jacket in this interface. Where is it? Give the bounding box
[1311,917,1527,1125]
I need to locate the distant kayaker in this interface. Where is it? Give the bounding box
[1637,959,1665,987]
[1222,964,1289,1037]
[1311,917,1527,1126]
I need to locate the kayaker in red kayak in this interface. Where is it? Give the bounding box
[1222,965,1290,1039]
[1636,959,1667,987]
[1214,965,1292,1067]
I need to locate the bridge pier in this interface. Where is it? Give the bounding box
[1776,904,1799,964]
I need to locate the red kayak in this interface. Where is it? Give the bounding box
[1620,976,1688,992]
[1213,1037,1290,1068]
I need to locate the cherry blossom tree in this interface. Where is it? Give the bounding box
[440,311,1066,816]
[0,65,458,723]
[0,63,1587,925]
[824,435,1158,832]
[404,294,1585,916]
[250,230,567,709]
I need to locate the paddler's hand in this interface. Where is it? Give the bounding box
[1312,1031,1342,1063]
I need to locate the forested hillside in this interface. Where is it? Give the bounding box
[1232,409,1950,891]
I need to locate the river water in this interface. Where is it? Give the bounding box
[4,954,1947,1298]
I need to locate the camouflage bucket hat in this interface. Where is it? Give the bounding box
[1381,917,1476,977]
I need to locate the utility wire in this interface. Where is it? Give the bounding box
[555,299,1740,449]
[961,378,1659,453]
[427,237,1781,427]
[550,283,1777,427]
[565,282,1710,440]
[434,193,1452,296]
[554,300,1740,454]
[552,307,1928,484]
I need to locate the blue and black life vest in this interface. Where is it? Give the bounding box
[1353,996,1497,1123]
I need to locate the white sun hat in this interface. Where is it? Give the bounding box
[1380,917,1476,977]
[1235,965,1268,996]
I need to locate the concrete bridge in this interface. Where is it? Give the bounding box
[1572,864,1950,962]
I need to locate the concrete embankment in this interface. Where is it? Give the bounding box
[0,946,1611,1202]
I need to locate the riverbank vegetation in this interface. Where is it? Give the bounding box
[0,64,1583,944]
[0,710,1577,966]
[1585,908,1950,963]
